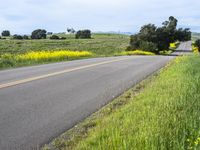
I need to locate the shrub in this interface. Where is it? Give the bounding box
[194,39,200,52]
[60,37,66,40]
[50,35,60,40]
[75,30,91,39]
[2,30,10,36]
[31,29,47,39]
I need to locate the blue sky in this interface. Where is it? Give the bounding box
[0,0,199,34]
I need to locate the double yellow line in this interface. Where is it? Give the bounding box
[0,57,131,89]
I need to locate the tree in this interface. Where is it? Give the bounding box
[139,24,157,42]
[2,30,10,36]
[194,39,200,52]
[13,34,23,40]
[175,28,191,41]
[23,35,29,40]
[31,29,47,39]
[67,28,76,34]
[155,27,171,51]
[128,16,191,52]
[75,30,91,39]
[47,32,53,35]
[162,16,178,43]
[128,34,140,50]
[182,28,191,41]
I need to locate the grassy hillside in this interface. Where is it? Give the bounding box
[45,55,200,150]
[0,33,130,56]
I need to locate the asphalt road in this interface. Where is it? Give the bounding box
[172,41,192,56]
[0,42,191,150]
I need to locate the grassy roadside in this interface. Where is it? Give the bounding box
[43,55,200,150]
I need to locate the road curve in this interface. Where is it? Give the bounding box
[0,42,191,150]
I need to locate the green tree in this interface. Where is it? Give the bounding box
[13,34,23,40]
[23,35,29,40]
[67,28,76,34]
[128,34,140,50]
[31,29,47,39]
[75,30,91,39]
[175,28,191,41]
[139,24,157,42]
[2,30,10,36]
[128,16,191,52]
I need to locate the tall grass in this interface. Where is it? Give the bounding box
[73,56,200,150]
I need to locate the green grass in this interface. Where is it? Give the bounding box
[44,55,200,150]
[0,33,129,56]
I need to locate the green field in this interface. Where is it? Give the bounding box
[0,34,129,56]
[44,55,200,150]
[0,33,130,69]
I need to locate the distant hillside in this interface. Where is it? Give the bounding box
[94,31,133,35]
[192,32,200,41]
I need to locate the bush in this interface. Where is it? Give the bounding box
[13,34,23,40]
[75,30,91,39]
[50,35,60,40]
[194,39,200,52]
[2,30,10,36]
[60,37,66,40]
[31,29,47,39]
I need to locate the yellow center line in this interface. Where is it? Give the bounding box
[0,57,131,89]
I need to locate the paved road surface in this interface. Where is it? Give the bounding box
[172,41,192,56]
[0,42,191,150]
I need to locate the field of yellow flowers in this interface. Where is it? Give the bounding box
[120,50,155,56]
[0,50,92,68]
